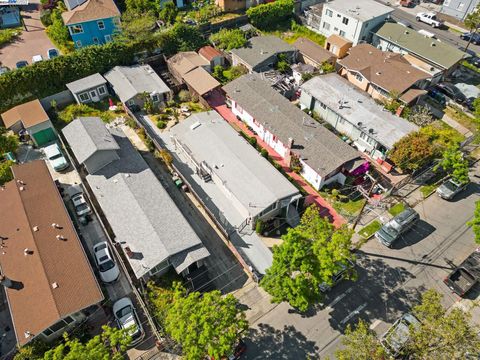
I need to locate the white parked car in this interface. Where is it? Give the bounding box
[43,143,69,172]
[93,242,120,283]
[71,192,92,217]
[32,54,43,63]
[416,12,443,28]
[113,297,144,346]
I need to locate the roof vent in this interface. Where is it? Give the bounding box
[369,128,375,134]
[357,122,363,127]
[52,282,59,289]
[24,248,33,256]
[16,180,25,185]
[24,331,32,339]
[56,235,66,241]
[376,71,382,75]
[430,42,436,47]
[404,31,409,35]
[51,223,61,229]
[33,226,39,232]
[19,186,25,191]
[190,121,201,131]
[113,179,118,184]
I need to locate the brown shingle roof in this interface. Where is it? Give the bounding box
[0,161,103,345]
[62,0,120,25]
[167,52,210,77]
[182,67,221,96]
[1,99,49,129]
[293,37,336,65]
[198,46,223,62]
[338,44,431,95]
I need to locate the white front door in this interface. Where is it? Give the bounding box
[90,89,100,102]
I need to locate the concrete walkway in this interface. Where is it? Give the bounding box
[442,113,474,138]
[209,98,345,227]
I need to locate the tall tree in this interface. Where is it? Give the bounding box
[436,147,470,184]
[42,326,131,360]
[467,200,480,243]
[407,289,480,359]
[162,284,248,360]
[464,4,480,52]
[209,29,247,51]
[260,205,355,312]
[159,1,178,25]
[0,127,19,154]
[389,131,435,171]
[335,319,386,360]
[118,10,157,49]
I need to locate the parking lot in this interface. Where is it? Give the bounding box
[0,0,56,69]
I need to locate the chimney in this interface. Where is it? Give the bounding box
[287,137,294,149]
[24,248,33,256]
[0,275,13,289]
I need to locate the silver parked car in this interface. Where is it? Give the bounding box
[436,179,468,200]
[71,192,92,217]
[381,313,420,357]
[43,143,69,172]
[113,297,144,346]
[375,207,419,248]
[93,242,120,283]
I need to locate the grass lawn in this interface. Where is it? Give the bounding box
[211,12,241,24]
[56,100,126,127]
[262,23,326,46]
[420,184,438,198]
[333,198,366,217]
[444,106,478,133]
[358,220,381,239]
[388,202,405,217]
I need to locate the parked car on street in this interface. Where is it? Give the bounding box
[71,192,92,217]
[444,248,480,296]
[375,207,419,247]
[435,83,467,104]
[0,66,9,75]
[113,297,144,346]
[319,259,355,292]
[15,60,28,69]
[436,179,468,200]
[461,32,480,45]
[32,54,43,63]
[47,48,59,59]
[416,12,443,27]
[43,143,69,172]
[381,313,420,357]
[93,242,120,283]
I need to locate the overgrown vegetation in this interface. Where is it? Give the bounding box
[209,28,247,50]
[358,220,381,239]
[45,4,74,53]
[212,65,248,84]
[0,27,21,47]
[56,102,123,125]
[246,0,294,30]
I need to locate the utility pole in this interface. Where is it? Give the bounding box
[352,180,377,230]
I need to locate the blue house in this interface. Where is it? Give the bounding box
[62,0,120,49]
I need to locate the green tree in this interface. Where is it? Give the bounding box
[407,289,480,359]
[260,205,355,311]
[162,284,248,360]
[125,0,158,14]
[436,148,469,184]
[157,23,206,56]
[212,65,226,83]
[335,319,386,360]
[464,4,480,52]
[276,54,290,73]
[0,160,14,185]
[45,6,74,53]
[14,339,50,360]
[43,326,131,360]
[320,61,335,74]
[0,127,19,154]
[468,200,480,243]
[223,65,247,82]
[389,131,435,171]
[118,10,157,49]
[209,29,247,51]
[246,0,294,30]
[159,1,178,25]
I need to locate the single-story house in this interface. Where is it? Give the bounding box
[223,74,364,190]
[300,73,419,161]
[0,160,103,346]
[293,37,337,68]
[337,44,432,104]
[104,64,172,111]
[1,99,57,146]
[167,52,221,98]
[0,6,21,29]
[373,23,467,82]
[230,36,297,73]
[324,34,353,59]
[62,117,210,279]
[66,73,109,104]
[198,45,225,70]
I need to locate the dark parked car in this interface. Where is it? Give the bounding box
[465,97,477,112]
[435,83,467,104]
[461,32,480,45]
[427,88,446,105]
[444,248,480,297]
[467,56,480,68]
[15,60,28,69]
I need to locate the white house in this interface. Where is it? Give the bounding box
[307,0,393,45]
[223,74,364,191]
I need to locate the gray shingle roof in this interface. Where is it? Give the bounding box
[300,74,419,149]
[223,74,361,177]
[230,36,296,70]
[104,65,171,103]
[170,111,300,218]
[66,73,106,94]
[62,117,120,164]
[63,118,209,278]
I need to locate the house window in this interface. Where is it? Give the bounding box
[90,90,97,98]
[457,2,465,9]
[325,9,333,17]
[97,20,105,30]
[334,27,338,32]
[272,135,277,142]
[75,40,82,47]
[151,94,159,102]
[70,24,83,34]
[355,73,363,82]
[342,17,349,25]
[339,30,346,37]
[78,92,90,102]
[42,317,75,336]
[317,101,327,110]
[97,86,106,95]
[92,37,99,45]
[105,34,112,42]
[323,22,330,30]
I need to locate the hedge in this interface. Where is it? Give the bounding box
[0,42,135,113]
[246,0,295,30]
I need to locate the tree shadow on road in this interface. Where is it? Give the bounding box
[244,323,319,359]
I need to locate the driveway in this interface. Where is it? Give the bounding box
[0,0,56,69]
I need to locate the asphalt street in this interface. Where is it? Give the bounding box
[242,170,480,359]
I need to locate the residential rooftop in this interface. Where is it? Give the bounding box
[374,22,467,70]
[63,119,209,278]
[230,36,296,69]
[223,74,361,177]
[300,73,419,149]
[324,0,393,22]
[66,73,107,94]
[168,51,210,77]
[62,0,120,25]
[293,37,336,65]
[170,111,300,218]
[104,65,171,103]
[198,46,223,61]
[0,161,103,346]
[1,99,49,129]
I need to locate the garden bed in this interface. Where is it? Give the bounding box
[388,202,405,217]
[358,220,381,240]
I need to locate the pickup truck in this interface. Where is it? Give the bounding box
[444,249,480,296]
[416,12,443,28]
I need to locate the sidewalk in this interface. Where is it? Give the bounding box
[210,98,345,227]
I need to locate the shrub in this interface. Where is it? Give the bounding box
[209,29,247,51]
[248,136,257,147]
[260,148,268,158]
[40,9,53,27]
[0,28,20,47]
[46,7,74,53]
[178,90,191,103]
[255,219,264,234]
[157,120,167,129]
[0,160,14,185]
[125,117,138,129]
[145,136,155,152]
[246,0,294,30]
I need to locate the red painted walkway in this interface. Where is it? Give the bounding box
[206,91,345,227]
